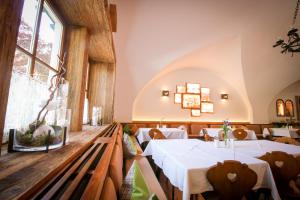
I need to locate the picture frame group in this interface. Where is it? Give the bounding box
[174,83,214,116]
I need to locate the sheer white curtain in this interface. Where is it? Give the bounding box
[3,72,49,143]
[83,97,89,124]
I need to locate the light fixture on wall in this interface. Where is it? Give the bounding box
[273,0,300,55]
[162,90,170,96]
[221,94,229,100]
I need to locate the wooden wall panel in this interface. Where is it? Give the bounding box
[0,0,24,151]
[88,62,115,124]
[109,4,117,32]
[52,0,115,63]
[65,26,89,132]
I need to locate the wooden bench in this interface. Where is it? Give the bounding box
[0,123,166,200]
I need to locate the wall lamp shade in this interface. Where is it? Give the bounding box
[221,94,229,100]
[162,90,170,96]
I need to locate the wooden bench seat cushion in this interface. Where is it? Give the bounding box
[123,134,143,158]
[110,144,123,193]
[100,177,117,200]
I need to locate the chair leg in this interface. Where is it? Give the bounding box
[172,186,175,200]
[155,167,161,179]
[245,191,256,200]
[255,188,271,200]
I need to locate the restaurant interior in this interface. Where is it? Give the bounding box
[0,0,300,199]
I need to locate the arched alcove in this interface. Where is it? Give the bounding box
[268,80,300,122]
[133,68,251,122]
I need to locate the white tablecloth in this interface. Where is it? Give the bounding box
[136,128,188,144]
[200,128,257,140]
[143,139,281,200]
[263,128,300,138]
[226,140,300,158]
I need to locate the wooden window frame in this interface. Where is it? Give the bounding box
[15,0,65,75]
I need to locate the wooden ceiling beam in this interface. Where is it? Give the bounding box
[52,0,115,63]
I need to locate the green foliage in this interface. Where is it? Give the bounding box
[123,124,132,135]
[16,125,63,147]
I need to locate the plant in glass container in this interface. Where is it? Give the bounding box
[10,53,69,152]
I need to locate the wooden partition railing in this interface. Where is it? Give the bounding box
[122,121,274,138]
[15,123,120,200]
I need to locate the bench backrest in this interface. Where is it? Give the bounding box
[18,123,120,200]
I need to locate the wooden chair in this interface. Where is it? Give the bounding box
[204,133,214,141]
[232,128,248,140]
[232,125,249,130]
[246,124,263,139]
[274,137,300,146]
[206,160,257,200]
[263,127,274,140]
[190,124,208,135]
[217,130,225,140]
[259,151,300,199]
[129,124,146,136]
[148,128,166,140]
[296,129,300,137]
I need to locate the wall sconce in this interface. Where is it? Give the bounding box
[221,94,229,100]
[162,90,170,97]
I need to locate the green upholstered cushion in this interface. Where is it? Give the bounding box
[131,160,150,200]
[123,134,138,158]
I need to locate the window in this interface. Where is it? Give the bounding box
[15,0,63,82]
[83,63,90,124]
[3,0,64,143]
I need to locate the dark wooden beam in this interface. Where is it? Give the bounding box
[0,0,24,154]
[109,4,117,32]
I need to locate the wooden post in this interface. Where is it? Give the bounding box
[0,0,24,154]
[65,26,89,132]
[88,62,115,124]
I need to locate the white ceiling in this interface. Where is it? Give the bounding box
[112,0,300,122]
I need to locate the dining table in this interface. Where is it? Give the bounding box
[199,128,257,140]
[263,128,300,138]
[143,139,300,200]
[135,127,188,144]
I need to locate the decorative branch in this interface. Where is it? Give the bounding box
[34,52,67,127]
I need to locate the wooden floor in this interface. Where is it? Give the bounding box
[0,125,108,200]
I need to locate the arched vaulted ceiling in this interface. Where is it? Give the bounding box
[112,0,300,123]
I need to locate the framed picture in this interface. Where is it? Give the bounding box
[276,99,285,117]
[191,109,201,117]
[201,102,214,113]
[176,85,186,93]
[186,83,200,94]
[174,93,182,104]
[285,99,294,117]
[201,88,210,101]
[182,93,201,109]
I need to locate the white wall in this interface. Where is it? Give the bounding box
[112,0,300,123]
[133,68,249,122]
[268,80,300,122]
